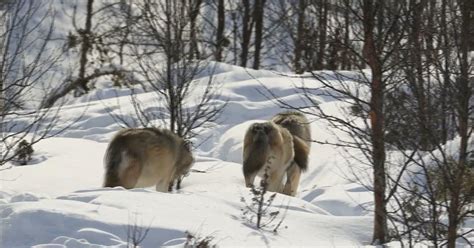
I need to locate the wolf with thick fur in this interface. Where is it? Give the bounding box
[272,111,311,196]
[103,128,194,192]
[242,121,295,193]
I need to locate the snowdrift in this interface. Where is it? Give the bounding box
[3,63,470,247]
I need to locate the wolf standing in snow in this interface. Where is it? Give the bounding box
[271,111,311,196]
[242,121,296,193]
[103,128,194,192]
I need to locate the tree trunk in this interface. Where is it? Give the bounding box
[447,0,472,246]
[189,0,202,60]
[231,12,238,65]
[294,0,306,74]
[118,13,130,65]
[327,28,341,70]
[252,0,264,69]
[315,0,328,70]
[164,0,176,133]
[215,0,225,62]
[77,0,94,95]
[411,0,430,150]
[370,62,387,246]
[240,0,253,67]
[363,0,387,244]
[341,3,350,70]
[0,79,3,136]
[440,0,450,144]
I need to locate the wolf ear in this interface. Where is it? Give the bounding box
[292,136,310,171]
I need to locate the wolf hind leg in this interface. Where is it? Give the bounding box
[120,158,141,189]
[265,168,286,193]
[155,178,170,192]
[283,163,301,196]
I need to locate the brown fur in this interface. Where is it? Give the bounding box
[272,111,311,196]
[242,121,294,193]
[103,128,194,192]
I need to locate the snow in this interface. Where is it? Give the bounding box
[0,63,472,247]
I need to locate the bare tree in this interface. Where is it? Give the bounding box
[263,0,411,244]
[314,0,328,70]
[114,0,225,140]
[97,0,226,190]
[293,0,307,74]
[268,0,471,246]
[252,0,265,69]
[76,0,95,95]
[241,166,287,232]
[126,212,152,248]
[445,1,473,246]
[360,0,389,243]
[240,0,254,67]
[0,0,67,166]
[41,0,128,108]
[386,1,472,246]
[214,0,225,62]
[188,0,203,60]
[277,0,345,72]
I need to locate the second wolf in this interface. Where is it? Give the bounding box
[103,128,194,192]
[242,111,311,196]
[272,111,311,196]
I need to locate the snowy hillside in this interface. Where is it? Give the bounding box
[0,63,471,247]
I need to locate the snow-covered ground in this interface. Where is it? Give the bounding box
[0,63,471,247]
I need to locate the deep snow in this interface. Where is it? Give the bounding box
[0,63,471,247]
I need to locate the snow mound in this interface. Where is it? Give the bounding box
[4,62,469,247]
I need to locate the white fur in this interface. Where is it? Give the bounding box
[117,151,131,177]
[256,140,294,192]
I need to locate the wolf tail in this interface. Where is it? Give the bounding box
[103,139,124,187]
